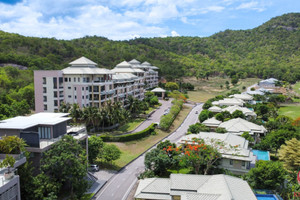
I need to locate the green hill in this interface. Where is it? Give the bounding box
[0,12,299,82]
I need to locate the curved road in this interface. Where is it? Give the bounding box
[95,103,203,200]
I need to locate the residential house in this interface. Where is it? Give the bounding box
[212,98,245,107]
[0,112,88,170]
[208,106,222,113]
[218,118,267,142]
[202,117,222,130]
[229,93,253,103]
[134,173,257,200]
[259,78,278,88]
[222,105,257,120]
[178,132,256,175]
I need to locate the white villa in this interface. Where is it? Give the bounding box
[202,117,222,129]
[208,106,222,113]
[178,132,256,175]
[135,173,257,200]
[212,98,245,107]
[259,78,278,88]
[222,105,257,119]
[219,118,267,142]
[229,93,254,103]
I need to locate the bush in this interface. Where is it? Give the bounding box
[100,123,157,142]
[215,127,227,133]
[198,110,213,122]
[160,100,183,131]
[215,113,224,121]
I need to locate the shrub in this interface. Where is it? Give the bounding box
[215,113,224,121]
[100,123,157,142]
[198,110,213,122]
[215,127,227,133]
[159,100,183,131]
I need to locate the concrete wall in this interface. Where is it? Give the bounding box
[52,121,67,138]
[0,129,20,137]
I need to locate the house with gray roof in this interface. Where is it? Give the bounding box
[212,98,245,107]
[178,132,256,174]
[229,93,253,103]
[259,78,278,88]
[218,118,267,143]
[202,117,222,130]
[208,106,222,113]
[135,173,257,200]
[222,105,257,120]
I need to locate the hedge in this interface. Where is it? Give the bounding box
[159,100,184,131]
[100,123,157,142]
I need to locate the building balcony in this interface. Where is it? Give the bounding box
[23,126,87,153]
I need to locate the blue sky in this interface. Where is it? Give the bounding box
[0,0,299,40]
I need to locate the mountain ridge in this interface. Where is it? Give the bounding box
[0,12,299,82]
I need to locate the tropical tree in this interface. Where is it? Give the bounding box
[0,136,26,154]
[88,136,104,163]
[99,144,121,164]
[278,138,300,172]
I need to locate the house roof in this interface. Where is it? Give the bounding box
[208,106,222,113]
[69,56,97,66]
[62,67,114,75]
[202,117,222,126]
[222,105,257,116]
[260,78,278,84]
[229,94,253,101]
[151,87,166,93]
[135,174,257,200]
[219,118,266,135]
[0,113,71,130]
[178,132,251,160]
[112,73,138,82]
[150,66,159,70]
[141,61,151,66]
[128,59,141,65]
[115,61,132,68]
[212,98,244,106]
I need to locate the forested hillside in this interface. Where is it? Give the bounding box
[0,13,299,82]
[0,13,299,119]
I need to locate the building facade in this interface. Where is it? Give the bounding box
[34,57,159,113]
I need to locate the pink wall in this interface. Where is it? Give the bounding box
[34,70,63,113]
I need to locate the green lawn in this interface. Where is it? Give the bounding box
[107,105,193,169]
[293,82,300,95]
[186,77,260,103]
[278,104,300,120]
[117,118,144,132]
[81,193,94,200]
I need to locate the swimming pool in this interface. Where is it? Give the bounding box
[252,150,270,160]
[256,194,278,200]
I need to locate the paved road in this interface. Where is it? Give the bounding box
[94,103,203,200]
[134,100,172,132]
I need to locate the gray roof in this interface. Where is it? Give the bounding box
[212,98,244,106]
[202,117,222,126]
[135,174,257,200]
[208,106,222,113]
[69,56,97,66]
[260,78,278,84]
[128,59,141,65]
[219,118,266,135]
[151,87,166,93]
[222,105,257,117]
[0,112,71,130]
[112,73,138,82]
[229,94,253,101]
[115,61,132,68]
[141,61,151,66]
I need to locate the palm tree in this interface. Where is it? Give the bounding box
[69,103,82,124]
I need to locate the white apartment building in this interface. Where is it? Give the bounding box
[34,57,159,112]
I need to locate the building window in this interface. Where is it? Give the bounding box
[54,91,57,98]
[86,87,88,90]
[75,96,77,99]
[78,77,80,82]
[74,87,77,91]
[43,96,47,102]
[229,159,234,166]
[69,78,71,82]
[82,87,84,90]
[38,126,51,139]
[43,77,46,84]
[64,77,68,82]
[86,95,88,99]
[242,161,246,167]
[82,96,84,99]
[43,87,47,93]
[44,105,47,111]
[74,77,76,82]
[53,77,57,89]
[68,95,71,98]
[54,100,58,106]
[68,87,71,89]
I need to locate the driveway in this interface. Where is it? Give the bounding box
[94,103,203,200]
[134,99,172,132]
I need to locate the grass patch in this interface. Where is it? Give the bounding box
[117,118,144,132]
[186,77,260,103]
[107,105,193,169]
[81,193,94,200]
[168,167,193,174]
[278,104,300,120]
[145,106,156,115]
[293,82,300,95]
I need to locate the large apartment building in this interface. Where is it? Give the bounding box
[34,57,159,112]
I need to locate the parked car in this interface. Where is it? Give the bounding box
[67,131,79,136]
[88,164,99,172]
[195,111,199,114]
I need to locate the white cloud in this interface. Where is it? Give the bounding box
[236,1,265,12]
[171,30,180,37]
